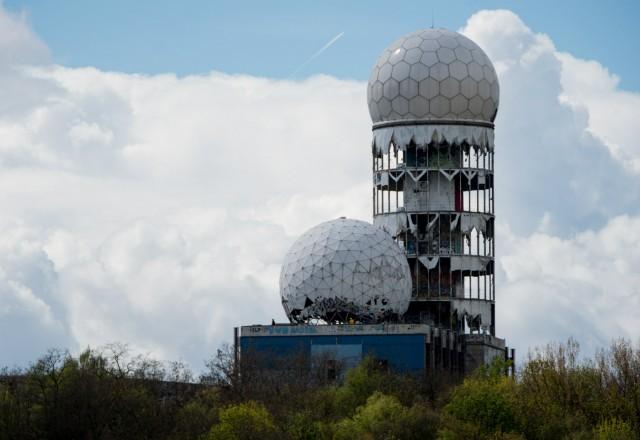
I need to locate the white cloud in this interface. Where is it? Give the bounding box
[0,224,72,366]
[0,5,638,367]
[558,53,640,174]
[0,5,48,68]
[461,10,640,237]
[461,10,640,355]
[497,216,640,354]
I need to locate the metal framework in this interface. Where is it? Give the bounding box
[372,126,495,335]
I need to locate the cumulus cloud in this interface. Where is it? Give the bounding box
[0,5,638,367]
[498,216,640,353]
[0,225,72,366]
[461,10,640,236]
[0,5,48,67]
[461,10,640,355]
[558,53,640,174]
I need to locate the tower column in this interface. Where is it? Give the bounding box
[366,28,500,337]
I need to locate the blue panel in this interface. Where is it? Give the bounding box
[240,333,426,374]
[311,344,362,372]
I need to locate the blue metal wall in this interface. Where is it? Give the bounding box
[240,334,426,374]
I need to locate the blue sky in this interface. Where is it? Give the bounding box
[0,2,639,368]
[6,0,640,90]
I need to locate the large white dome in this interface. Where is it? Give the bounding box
[367,28,499,124]
[280,218,411,324]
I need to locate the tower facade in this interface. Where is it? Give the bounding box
[368,29,498,335]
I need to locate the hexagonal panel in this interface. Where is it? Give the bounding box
[457,35,478,50]
[399,78,418,99]
[436,47,455,64]
[392,96,409,115]
[420,51,438,67]
[377,97,392,118]
[468,95,483,116]
[402,36,422,49]
[468,62,483,81]
[454,46,472,63]
[460,77,478,99]
[368,99,380,121]
[471,49,487,66]
[478,79,491,100]
[420,29,442,39]
[482,98,496,121]
[383,79,400,99]
[408,96,429,117]
[388,47,406,65]
[450,95,469,115]
[387,38,405,52]
[449,60,468,80]
[371,81,383,102]
[440,77,460,98]
[419,39,439,51]
[377,50,391,66]
[460,109,475,119]
[491,81,500,102]
[391,61,410,80]
[483,65,496,83]
[429,63,449,81]
[409,63,430,81]
[369,66,379,83]
[418,78,439,99]
[438,35,458,49]
[378,63,392,82]
[404,47,422,64]
[430,95,450,117]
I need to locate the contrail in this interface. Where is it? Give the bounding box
[289,31,344,78]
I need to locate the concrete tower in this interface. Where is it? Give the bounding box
[368,29,498,336]
[235,28,512,378]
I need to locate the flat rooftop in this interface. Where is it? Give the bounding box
[239,323,437,338]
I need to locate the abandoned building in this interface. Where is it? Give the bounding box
[236,28,514,378]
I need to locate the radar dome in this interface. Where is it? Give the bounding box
[280,218,411,324]
[367,28,499,124]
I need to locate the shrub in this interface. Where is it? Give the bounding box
[332,391,437,440]
[208,401,278,440]
[594,418,635,440]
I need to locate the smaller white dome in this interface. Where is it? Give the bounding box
[367,28,499,124]
[280,218,411,324]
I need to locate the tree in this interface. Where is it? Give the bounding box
[173,388,220,440]
[208,401,279,440]
[332,392,438,440]
[441,358,520,439]
[594,418,635,440]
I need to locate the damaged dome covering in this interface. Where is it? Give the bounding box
[280,218,411,324]
[368,28,499,152]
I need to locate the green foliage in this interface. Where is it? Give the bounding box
[208,401,278,440]
[332,391,437,440]
[2,339,640,440]
[442,373,520,438]
[317,356,426,420]
[173,388,220,439]
[284,411,324,440]
[594,419,635,440]
[515,339,640,440]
